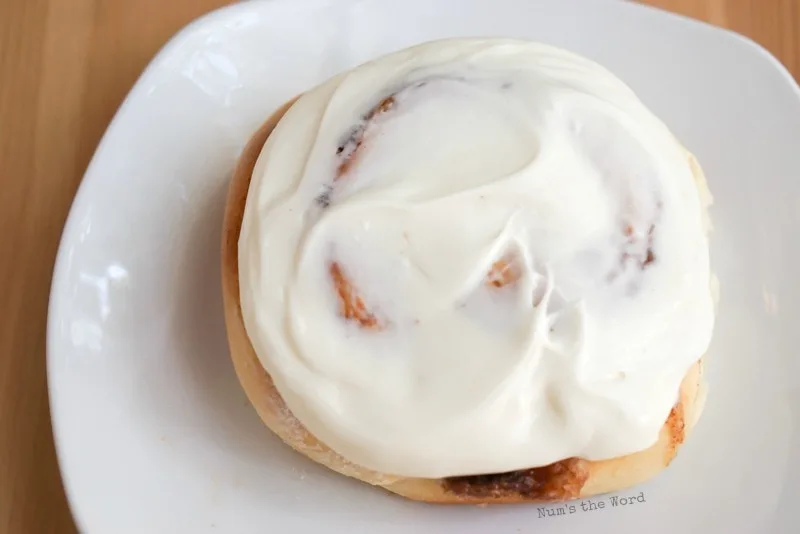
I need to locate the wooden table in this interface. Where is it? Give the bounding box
[0,0,797,531]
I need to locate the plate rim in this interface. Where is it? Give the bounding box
[45,0,800,530]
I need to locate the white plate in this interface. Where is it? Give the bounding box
[47,0,800,532]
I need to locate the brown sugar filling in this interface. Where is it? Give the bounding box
[335,95,397,180]
[442,458,589,501]
[328,262,381,329]
[443,399,686,500]
[486,256,522,289]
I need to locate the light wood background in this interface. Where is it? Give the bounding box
[0,0,797,532]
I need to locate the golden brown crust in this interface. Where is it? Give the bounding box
[221,101,708,504]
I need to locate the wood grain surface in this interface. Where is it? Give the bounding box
[0,0,797,532]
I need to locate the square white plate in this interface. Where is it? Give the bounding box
[47,0,800,532]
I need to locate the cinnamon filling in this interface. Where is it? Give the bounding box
[335,96,397,179]
[329,262,381,329]
[608,205,662,285]
[443,458,589,501]
[486,256,521,288]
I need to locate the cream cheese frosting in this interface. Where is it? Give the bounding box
[237,38,715,478]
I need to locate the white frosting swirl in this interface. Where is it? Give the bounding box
[238,38,714,478]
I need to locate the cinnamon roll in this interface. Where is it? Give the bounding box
[221,38,715,503]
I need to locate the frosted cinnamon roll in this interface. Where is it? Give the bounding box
[221,38,715,503]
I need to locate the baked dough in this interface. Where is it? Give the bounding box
[220,99,711,503]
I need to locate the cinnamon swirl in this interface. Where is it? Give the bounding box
[221,38,715,503]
